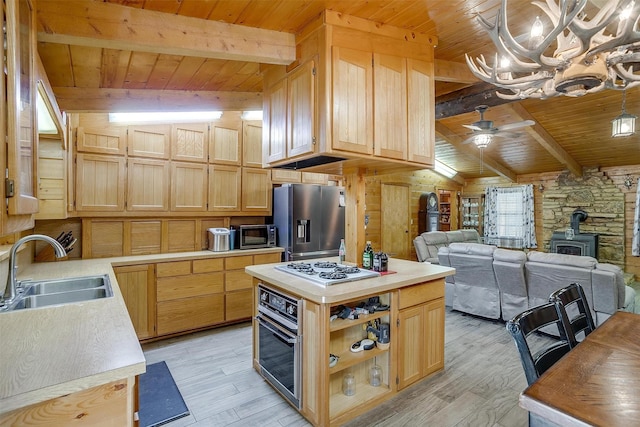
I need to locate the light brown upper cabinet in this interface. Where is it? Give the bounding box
[75,153,126,211]
[208,165,241,212]
[264,77,287,163]
[374,53,407,160]
[261,11,435,171]
[171,123,208,163]
[242,121,263,168]
[406,59,435,165]
[332,47,373,155]
[170,162,208,211]
[76,127,127,156]
[5,0,38,217]
[209,125,240,165]
[241,168,272,213]
[127,158,170,211]
[128,125,170,159]
[287,60,316,158]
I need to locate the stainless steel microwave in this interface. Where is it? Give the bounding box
[239,224,277,250]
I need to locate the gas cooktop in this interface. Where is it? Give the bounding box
[274,261,380,286]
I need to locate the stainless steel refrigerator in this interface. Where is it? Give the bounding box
[273,184,345,261]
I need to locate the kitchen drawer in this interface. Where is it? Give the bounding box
[157,294,225,335]
[397,279,445,310]
[226,289,253,321]
[156,260,191,277]
[254,253,281,265]
[225,270,252,291]
[225,255,253,270]
[193,258,224,273]
[157,272,224,301]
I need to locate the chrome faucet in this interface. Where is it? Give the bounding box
[2,234,67,305]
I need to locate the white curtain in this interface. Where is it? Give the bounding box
[484,185,537,249]
[633,177,640,256]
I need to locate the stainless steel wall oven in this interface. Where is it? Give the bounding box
[256,284,302,408]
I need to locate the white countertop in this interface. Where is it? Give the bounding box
[245,257,455,304]
[0,247,283,414]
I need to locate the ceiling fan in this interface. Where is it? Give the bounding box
[462,105,535,173]
[462,105,535,148]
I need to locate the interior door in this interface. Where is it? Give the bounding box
[381,183,410,259]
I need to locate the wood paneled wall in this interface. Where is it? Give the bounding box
[365,169,463,260]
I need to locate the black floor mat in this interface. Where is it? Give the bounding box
[138,361,189,427]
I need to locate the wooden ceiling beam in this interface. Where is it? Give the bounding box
[435,121,517,182]
[433,60,479,84]
[435,82,517,119]
[36,1,296,65]
[52,88,262,113]
[506,103,583,177]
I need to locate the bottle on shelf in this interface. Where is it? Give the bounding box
[373,251,381,272]
[339,239,346,264]
[362,241,373,269]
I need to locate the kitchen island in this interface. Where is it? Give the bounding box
[246,258,455,427]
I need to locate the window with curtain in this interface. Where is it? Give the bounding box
[484,185,537,249]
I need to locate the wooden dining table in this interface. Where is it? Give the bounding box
[520,311,640,426]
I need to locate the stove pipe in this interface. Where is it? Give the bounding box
[570,209,588,234]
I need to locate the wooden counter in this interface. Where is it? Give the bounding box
[0,247,282,422]
[246,258,455,427]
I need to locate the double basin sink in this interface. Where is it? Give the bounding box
[2,275,113,312]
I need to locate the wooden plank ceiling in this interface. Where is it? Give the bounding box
[36,0,640,180]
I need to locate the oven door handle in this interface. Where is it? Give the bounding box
[256,315,297,344]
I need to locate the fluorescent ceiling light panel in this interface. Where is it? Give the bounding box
[434,160,457,178]
[109,111,223,123]
[241,110,263,121]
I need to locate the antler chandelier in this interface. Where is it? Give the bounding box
[465,0,640,99]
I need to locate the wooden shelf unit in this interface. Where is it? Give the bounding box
[460,194,484,236]
[438,190,451,231]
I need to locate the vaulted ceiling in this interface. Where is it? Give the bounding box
[36,0,640,180]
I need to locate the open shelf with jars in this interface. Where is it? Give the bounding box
[460,194,484,236]
[327,294,392,423]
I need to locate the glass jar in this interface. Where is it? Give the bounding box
[369,364,382,387]
[343,373,356,396]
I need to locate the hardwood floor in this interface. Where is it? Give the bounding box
[142,308,531,427]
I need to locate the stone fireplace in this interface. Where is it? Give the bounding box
[549,209,599,257]
[542,168,624,267]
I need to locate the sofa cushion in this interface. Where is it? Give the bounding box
[460,229,481,243]
[494,247,526,264]
[421,231,448,262]
[594,263,625,309]
[413,236,429,263]
[446,230,465,243]
[527,251,597,269]
[448,242,496,256]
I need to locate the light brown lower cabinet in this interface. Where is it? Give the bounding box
[0,378,135,426]
[157,294,225,335]
[115,252,283,339]
[114,264,156,340]
[397,281,445,390]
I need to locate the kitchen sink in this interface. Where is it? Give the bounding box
[11,288,111,310]
[1,275,113,312]
[21,275,108,296]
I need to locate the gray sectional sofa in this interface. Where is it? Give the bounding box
[413,229,481,264]
[437,242,637,324]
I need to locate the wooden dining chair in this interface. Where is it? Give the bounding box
[506,302,577,386]
[549,283,596,346]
